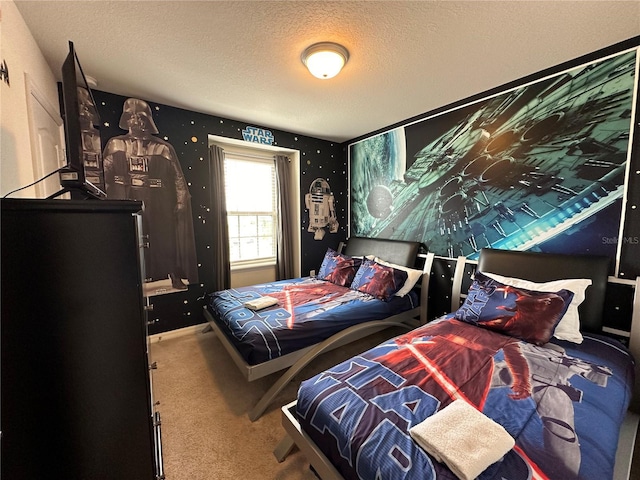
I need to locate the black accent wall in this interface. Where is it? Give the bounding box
[339,37,640,339]
[91,37,640,335]
[93,91,346,334]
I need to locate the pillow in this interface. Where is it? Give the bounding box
[453,272,574,345]
[317,248,362,287]
[373,256,423,297]
[481,272,591,344]
[350,258,409,301]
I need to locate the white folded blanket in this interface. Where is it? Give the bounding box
[243,295,278,310]
[409,399,514,480]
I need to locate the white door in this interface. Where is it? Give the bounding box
[25,73,65,198]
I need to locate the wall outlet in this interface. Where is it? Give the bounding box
[310,270,316,277]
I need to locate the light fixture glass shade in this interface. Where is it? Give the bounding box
[302,42,349,79]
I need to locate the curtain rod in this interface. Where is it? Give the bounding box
[223,150,273,161]
[224,150,291,162]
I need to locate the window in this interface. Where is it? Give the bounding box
[224,154,277,266]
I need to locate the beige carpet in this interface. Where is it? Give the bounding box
[150,324,409,480]
[151,324,640,480]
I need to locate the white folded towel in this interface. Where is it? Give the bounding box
[243,295,278,310]
[409,399,514,480]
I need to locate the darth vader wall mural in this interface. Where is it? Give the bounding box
[349,46,638,263]
[78,86,105,193]
[102,98,199,296]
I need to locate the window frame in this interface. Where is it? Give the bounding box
[224,153,278,269]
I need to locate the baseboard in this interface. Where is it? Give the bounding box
[149,323,208,344]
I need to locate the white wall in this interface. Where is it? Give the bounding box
[230,265,276,289]
[0,0,59,197]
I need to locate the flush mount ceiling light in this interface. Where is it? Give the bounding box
[301,42,349,79]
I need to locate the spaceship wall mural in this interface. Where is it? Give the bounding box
[349,44,639,272]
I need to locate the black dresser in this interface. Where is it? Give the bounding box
[1,198,163,479]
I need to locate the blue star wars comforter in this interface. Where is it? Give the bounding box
[206,277,417,365]
[296,317,634,480]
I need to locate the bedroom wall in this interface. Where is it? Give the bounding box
[0,0,61,198]
[346,38,640,270]
[93,90,347,334]
[6,1,637,335]
[2,0,348,335]
[344,36,640,334]
[1,0,348,334]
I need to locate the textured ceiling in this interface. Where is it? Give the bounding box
[14,1,640,143]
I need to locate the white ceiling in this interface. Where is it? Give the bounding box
[14,1,640,143]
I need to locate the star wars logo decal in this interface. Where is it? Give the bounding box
[242,126,274,145]
[305,178,339,240]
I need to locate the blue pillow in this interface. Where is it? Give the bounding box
[453,272,574,345]
[317,248,362,287]
[350,259,408,301]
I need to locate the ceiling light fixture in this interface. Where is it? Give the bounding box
[301,42,349,80]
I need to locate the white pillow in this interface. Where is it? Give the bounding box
[481,271,592,344]
[374,256,423,297]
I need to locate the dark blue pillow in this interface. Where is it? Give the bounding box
[350,259,408,301]
[454,272,574,345]
[317,248,362,287]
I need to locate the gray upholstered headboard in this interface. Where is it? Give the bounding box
[342,237,421,268]
[477,248,610,334]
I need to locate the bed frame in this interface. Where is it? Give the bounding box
[276,248,640,479]
[203,236,435,421]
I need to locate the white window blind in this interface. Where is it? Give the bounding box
[224,153,277,265]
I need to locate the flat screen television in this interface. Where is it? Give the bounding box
[52,40,106,200]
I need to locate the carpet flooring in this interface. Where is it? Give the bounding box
[150,324,640,480]
[150,324,409,479]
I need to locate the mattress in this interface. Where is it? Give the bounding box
[295,317,635,480]
[206,277,417,365]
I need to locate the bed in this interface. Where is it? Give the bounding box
[203,236,435,421]
[277,248,640,480]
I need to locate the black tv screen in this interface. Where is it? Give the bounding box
[55,40,106,200]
